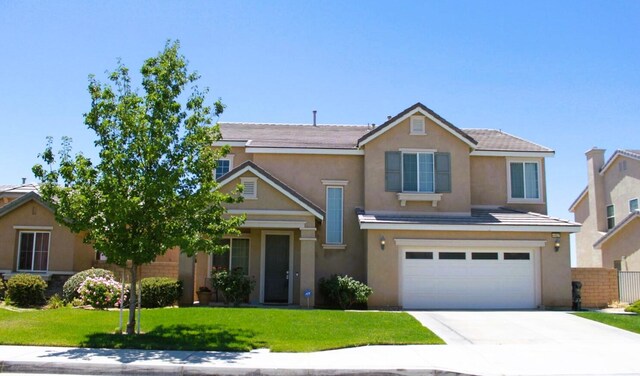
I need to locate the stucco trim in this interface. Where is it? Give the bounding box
[213,140,249,147]
[242,220,307,229]
[13,225,54,230]
[394,238,547,248]
[360,223,580,232]
[227,209,310,216]
[246,147,364,155]
[470,150,555,158]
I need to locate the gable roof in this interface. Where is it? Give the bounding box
[357,207,580,232]
[594,210,640,249]
[569,187,588,213]
[0,191,52,218]
[600,149,640,175]
[218,103,553,155]
[357,102,478,148]
[217,161,324,220]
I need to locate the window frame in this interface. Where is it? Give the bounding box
[325,186,344,245]
[401,150,435,193]
[215,154,234,180]
[17,231,51,272]
[629,198,638,213]
[507,158,543,204]
[212,237,251,275]
[607,204,615,230]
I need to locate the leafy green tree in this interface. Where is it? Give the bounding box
[33,40,244,335]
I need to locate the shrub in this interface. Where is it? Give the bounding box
[211,268,255,306]
[63,268,114,302]
[78,276,122,309]
[140,277,182,308]
[625,300,640,313]
[5,274,47,307]
[46,293,66,309]
[0,278,5,301]
[319,274,373,310]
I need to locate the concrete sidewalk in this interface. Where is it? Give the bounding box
[3,340,640,375]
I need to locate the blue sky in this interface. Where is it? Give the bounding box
[1,1,639,250]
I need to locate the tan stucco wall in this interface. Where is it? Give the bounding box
[0,200,80,272]
[363,116,471,213]
[365,229,572,308]
[600,218,640,270]
[470,156,547,214]
[604,156,640,225]
[573,194,604,267]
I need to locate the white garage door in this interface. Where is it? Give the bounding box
[401,248,537,309]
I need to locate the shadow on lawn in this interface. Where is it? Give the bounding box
[39,324,266,365]
[81,324,267,352]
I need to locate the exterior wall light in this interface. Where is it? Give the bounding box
[552,232,561,252]
[380,235,386,251]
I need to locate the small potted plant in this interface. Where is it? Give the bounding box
[197,286,212,306]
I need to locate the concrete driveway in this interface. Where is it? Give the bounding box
[409,310,640,345]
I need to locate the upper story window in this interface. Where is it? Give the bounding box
[508,160,541,203]
[18,231,50,272]
[326,186,344,244]
[240,177,258,199]
[385,151,451,194]
[607,205,615,230]
[410,116,426,135]
[215,155,234,180]
[212,238,249,275]
[630,198,638,213]
[403,152,434,192]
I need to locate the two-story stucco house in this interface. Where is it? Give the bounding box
[570,148,640,271]
[188,102,579,309]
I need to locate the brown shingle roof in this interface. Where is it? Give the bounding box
[464,129,553,153]
[219,122,370,149]
[219,103,554,153]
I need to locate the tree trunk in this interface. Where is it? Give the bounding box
[126,264,138,335]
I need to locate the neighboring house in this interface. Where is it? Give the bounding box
[570,148,640,270]
[188,102,579,309]
[0,185,95,281]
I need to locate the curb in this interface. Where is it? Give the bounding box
[0,361,477,376]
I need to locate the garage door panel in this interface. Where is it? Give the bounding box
[401,249,536,309]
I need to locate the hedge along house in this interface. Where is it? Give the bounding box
[185,102,580,309]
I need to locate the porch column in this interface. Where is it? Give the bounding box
[299,227,317,308]
[178,253,195,306]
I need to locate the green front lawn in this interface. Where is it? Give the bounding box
[0,306,443,352]
[574,311,640,335]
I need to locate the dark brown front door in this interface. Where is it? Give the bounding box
[264,234,290,303]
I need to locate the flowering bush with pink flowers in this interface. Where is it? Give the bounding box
[77,276,123,309]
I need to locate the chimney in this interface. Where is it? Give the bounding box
[312,110,317,127]
[586,147,607,232]
[21,177,26,184]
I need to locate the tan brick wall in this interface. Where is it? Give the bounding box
[571,268,619,308]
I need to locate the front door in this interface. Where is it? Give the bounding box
[264,234,290,303]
